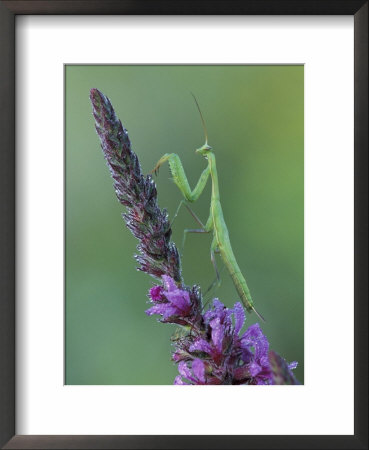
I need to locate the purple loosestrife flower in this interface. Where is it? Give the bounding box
[147,276,299,385]
[146,275,192,321]
[91,89,300,385]
[90,88,181,283]
[146,275,203,327]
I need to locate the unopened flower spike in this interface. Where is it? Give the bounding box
[90,88,182,283]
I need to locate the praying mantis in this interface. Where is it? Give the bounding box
[152,96,265,322]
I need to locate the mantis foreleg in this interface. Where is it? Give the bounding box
[152,153,210,202]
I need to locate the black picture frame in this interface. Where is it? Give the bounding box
[0,1,367,449]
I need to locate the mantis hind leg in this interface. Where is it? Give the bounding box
[171,200,206,229]
[170,199,186,228]
[203,240,222,302]
[177,203,211,255]
[203,266,225,299]
[181,228,209,257]
[210,241,221,286]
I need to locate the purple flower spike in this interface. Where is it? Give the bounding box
[168,292,299,385]
[148,279,300,385]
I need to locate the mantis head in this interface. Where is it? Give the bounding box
[196,143,213,155]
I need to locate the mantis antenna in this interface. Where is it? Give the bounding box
[191,93,209,146]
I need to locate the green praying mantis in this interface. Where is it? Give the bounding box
[152,96,265,322]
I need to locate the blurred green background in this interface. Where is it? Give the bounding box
[65,65,304,384]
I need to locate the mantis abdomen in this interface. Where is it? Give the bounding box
[212,204,255,315]
[222,244,265,321]
[223,252,254,313]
